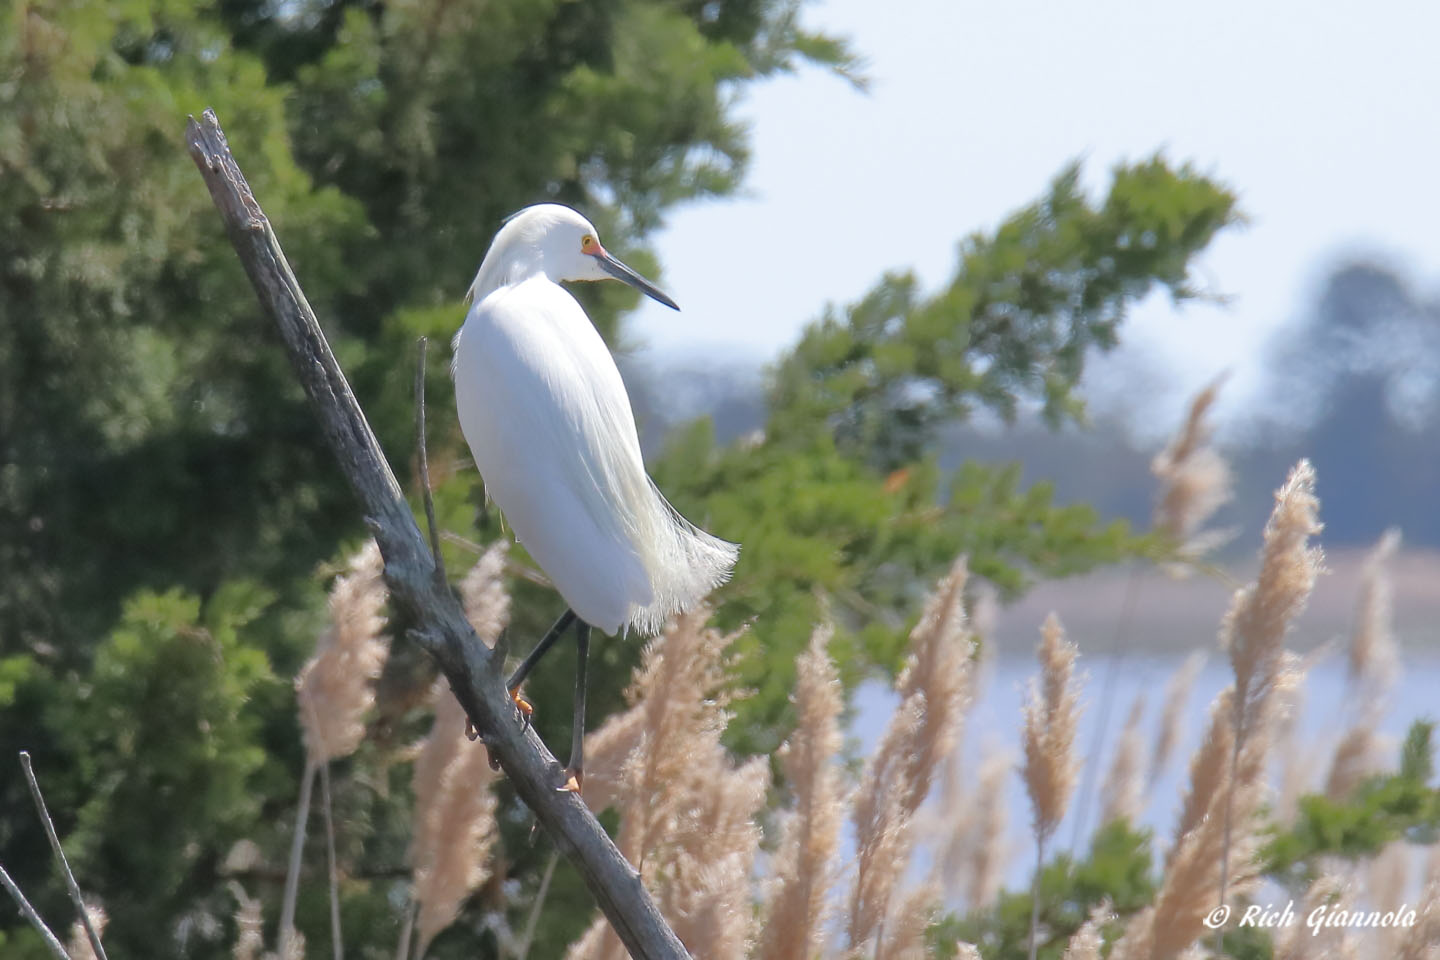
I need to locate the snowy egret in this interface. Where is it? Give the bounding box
[453,203,738,791]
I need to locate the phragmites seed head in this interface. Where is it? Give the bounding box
[1022,612,1082,841]
[409,688,499,955]
[296,540,389,763]
[1222,460,1322,738]
[568,608,765,960]
[1348,528,1400,713]
[846,557,975,953]
[228,883,263,960]
[1150,652,1206,787]
[459,540,510,648]
[1061,903,1111,960]
[757,625,845,960]
[1152,375,1234,568]
[1100,695,1147,827]
[65,905,107,960]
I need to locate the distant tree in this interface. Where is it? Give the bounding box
[648,158,1241,747]
[1254,261,1440,546]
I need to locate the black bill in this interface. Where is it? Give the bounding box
[597,252,680,311]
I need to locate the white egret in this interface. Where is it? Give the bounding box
[453,203,738,791]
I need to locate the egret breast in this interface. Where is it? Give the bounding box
[453,278,654,633]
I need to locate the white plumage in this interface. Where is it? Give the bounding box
[453,204,737,635]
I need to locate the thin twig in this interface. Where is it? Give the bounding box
[394,898,417,960]
[415,336,447,588]
[19,752,106,960]
[1068,566,1142,854]
[280,758,318,956]
[515,851,560,960]
[187,108,689,960]
[1027,836,1044,960]
[0,862,71,960]
[319,760,344,960]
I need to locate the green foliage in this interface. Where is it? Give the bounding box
[0,0,854,659]
[767,160,1240,471]
[931,820,1157,960]
[0,584,287,958]
[1264,720,1440,886]
[647,157,1233,746]
[0,1,1250,955]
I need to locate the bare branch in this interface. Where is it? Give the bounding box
[415,337,448,587]
[19,753,105,960]
[185,108,688,960]
[319,761,344,960]
[0,862,71,960]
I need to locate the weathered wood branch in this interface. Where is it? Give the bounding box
[185,108,688,960]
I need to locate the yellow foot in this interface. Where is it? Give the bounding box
[510,687,534,731]
[558,769,583,794]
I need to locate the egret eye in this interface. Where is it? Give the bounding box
[581,235,597,254]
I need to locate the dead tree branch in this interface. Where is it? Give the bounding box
[185,108,688,960]
[19,752,105,960]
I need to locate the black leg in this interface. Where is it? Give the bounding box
[564,622,590,792]
[507,608,577,693]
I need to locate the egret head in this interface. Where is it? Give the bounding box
[476,204,679,310]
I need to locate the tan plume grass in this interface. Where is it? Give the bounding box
[1117,460,1323,960]
[757,625,845,960]
[1061,903,1110,960]
[934,747,1010,911]
[1149,651,1205,788]
[1222,461,1321,746]
[1131,665,1300,960]
[847,697,923,953]
[1325,529,1401,803]
[846,557,975,954]
[296,540,390,764]
[1348,528,1400,705]
[1369,842,1410,959]
[1152,374,1234,568]
[283,540,389,957]
[1023,613,1082,841]
[459,540,510,648]
[1022,611,1083,960]
[1217,460,1322,907]
[876,884,939,960]
[1274,873,1357,960]
[1167,688,1235,864]
[567,608,765,960]
[1325,725,1383,800]
[1400,866,1440,960]
[1100,694,1147,827]
[229,883,264,960]
[65,905,106,960]
[409,688,500,956]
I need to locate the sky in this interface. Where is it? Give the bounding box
[627,0,1440,435]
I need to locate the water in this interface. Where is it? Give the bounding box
[851,649,1440,894]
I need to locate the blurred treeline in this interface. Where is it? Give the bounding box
[0,0,1245,957]
[637,258,1440,559]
